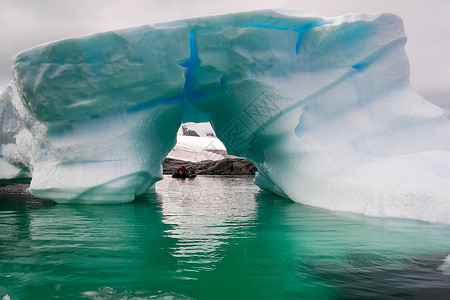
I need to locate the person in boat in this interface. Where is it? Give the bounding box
[180,165,187,174]
[188,166,196,175]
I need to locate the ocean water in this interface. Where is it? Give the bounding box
[1,175,450,299]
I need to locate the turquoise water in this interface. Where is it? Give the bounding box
[1,175,450,299]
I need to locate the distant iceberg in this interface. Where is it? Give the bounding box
[1,10,450,224]
[438,255,450,275]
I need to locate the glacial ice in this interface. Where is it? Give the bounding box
[438,255,450,275]
[1,10,450,223]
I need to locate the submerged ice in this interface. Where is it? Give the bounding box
[1,10,450,223]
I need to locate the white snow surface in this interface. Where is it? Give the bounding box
[167,135,226,162]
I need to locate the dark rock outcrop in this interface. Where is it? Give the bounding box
[180,124,200,137]
[163,157,257,175]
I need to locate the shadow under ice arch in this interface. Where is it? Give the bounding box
[3,10,450,224]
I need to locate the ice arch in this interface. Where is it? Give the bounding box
[2,10,450,223]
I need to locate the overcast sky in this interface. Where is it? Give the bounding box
[1,0,449,107]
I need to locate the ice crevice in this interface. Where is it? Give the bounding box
[2,10,450,224]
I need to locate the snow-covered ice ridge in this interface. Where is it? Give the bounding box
[1,10,450,223]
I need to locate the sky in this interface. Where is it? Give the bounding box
[1,0,449,108]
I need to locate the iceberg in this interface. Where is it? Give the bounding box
[1,10,450,223]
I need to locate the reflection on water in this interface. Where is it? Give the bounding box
[1,176,450,299]
[156,176,258,279]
